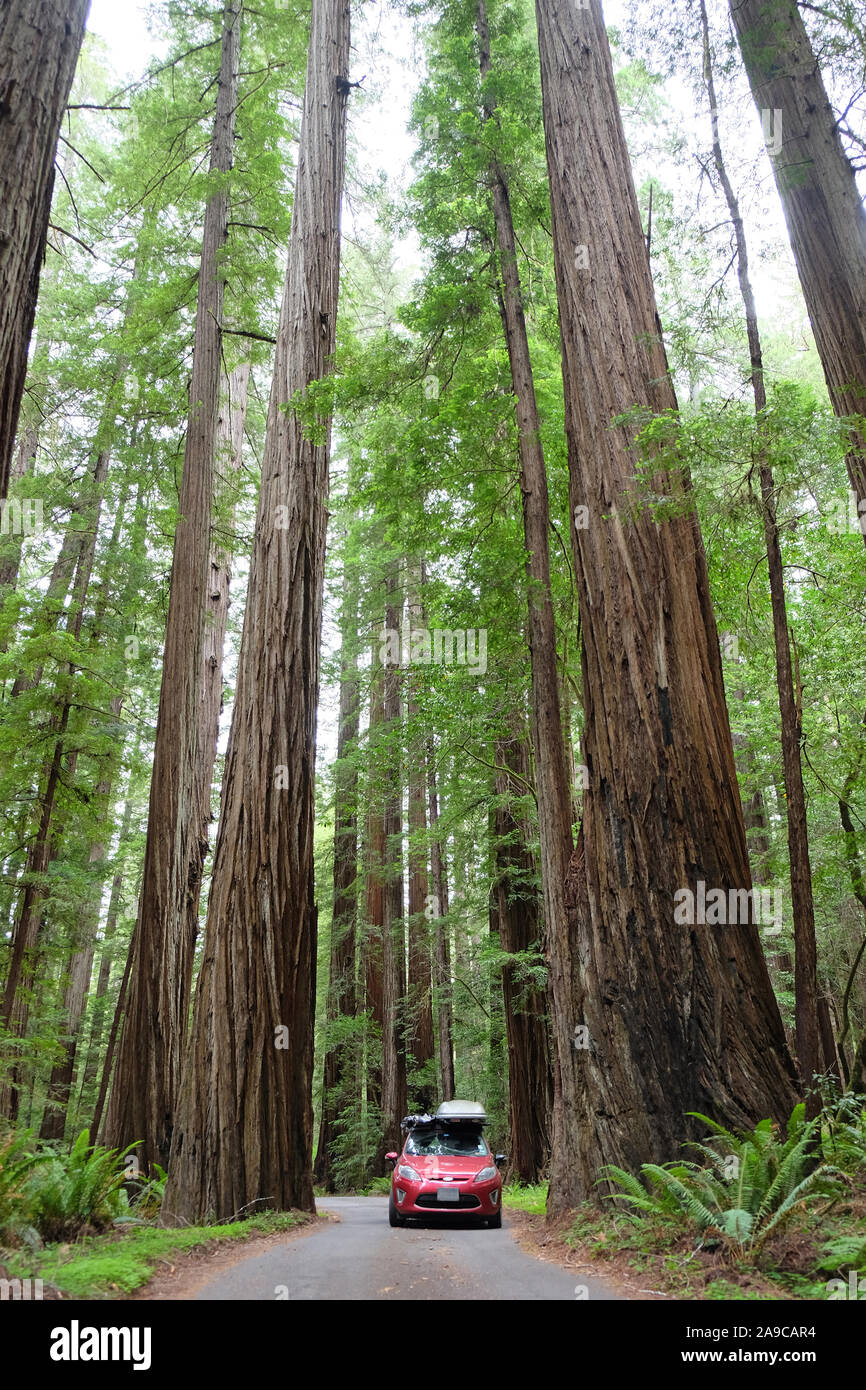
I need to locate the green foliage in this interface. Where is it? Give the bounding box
[0,1127,52,1244]
[601,1109,844,1256]
[2,1211,308,1300]
[25,1130,141,1242]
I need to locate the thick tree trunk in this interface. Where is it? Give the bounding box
[380,568,407,1158]
[163,0,350,1223]
[493,732,553,1184]
[427,738,455,1101]
[728,0,866,531]
[534,0,797,1211]
[102,4,243,1171]
[701,0,821,1117]
[476,0,574,1182]
[314,555,360,1189]
[0,0,90,500]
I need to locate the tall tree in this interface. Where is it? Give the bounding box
[101,2,243,1169]
[163,0,351,1222]
[493,729,552,1184]
[475,0,574,1163]
[533,0,797,1211]
[700,0,821,1116]
[0,0,91,499]
[728,0,866,534]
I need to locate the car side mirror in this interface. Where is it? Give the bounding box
[495,1154,506,1168]
[385,1152,399,1167]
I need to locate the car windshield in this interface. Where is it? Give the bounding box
[405,1129,488,1157]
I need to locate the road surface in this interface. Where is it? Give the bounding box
[192,1196,621,1300]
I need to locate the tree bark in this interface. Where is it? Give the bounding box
[102,3,243,1171]
[534,0,797,1211]
[163,0,350,1223]
[183,363,250,969]
[0,0,90,500]
[701,0,821,1117]
[476,0,574,1182]
[728,0,866,534]
[493,732,553,1184]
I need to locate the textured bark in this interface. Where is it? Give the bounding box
[728,0,866,531]
[477,0,574,1187]
[702,0,821,1116]
[102,4,243,1171]
[405,568,434,1107]
[0,0,90,500]
[380,568,407,1158]
[493,733,553,1184]
[427,738,455,1101]
[183,363,250,967]
[314,556,360,1190]
[534,0,797,1211]
[163,0,350,1223]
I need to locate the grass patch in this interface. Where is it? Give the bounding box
[1,1210,310,1299]
[502,1183,548,1214]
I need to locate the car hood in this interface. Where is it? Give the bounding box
[401,1154,490,1179]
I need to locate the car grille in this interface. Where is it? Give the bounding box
[414,1192,482,1209]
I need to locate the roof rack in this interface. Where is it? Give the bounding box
[435,1100,487,1125]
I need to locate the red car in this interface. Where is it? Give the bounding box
[386,1101,505,1228]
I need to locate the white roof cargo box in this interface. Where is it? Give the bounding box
[435,1100,487,1124]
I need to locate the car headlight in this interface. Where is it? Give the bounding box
[397,1164,421,1182]
[474,1166,497,1183]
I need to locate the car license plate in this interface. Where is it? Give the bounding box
[436,1186,459,1202]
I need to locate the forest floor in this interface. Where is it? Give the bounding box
[504,1192,866,1300]
[1,1210,318,1300]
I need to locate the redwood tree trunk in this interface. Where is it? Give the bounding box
[494,732,553,1184]
[701,0,821,1116]
[0,0,90,499]
[163,0,350,1223]
[476,0,574,1179]
[102,3,243,1170]
[728,0,866,531]
[183,363,250,964]
[534,0,797,1211]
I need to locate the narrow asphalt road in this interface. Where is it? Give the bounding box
[193,1196,621,1300]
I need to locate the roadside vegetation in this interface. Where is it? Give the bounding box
[0,1123,310,1299]
[504,1099,866,1300]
